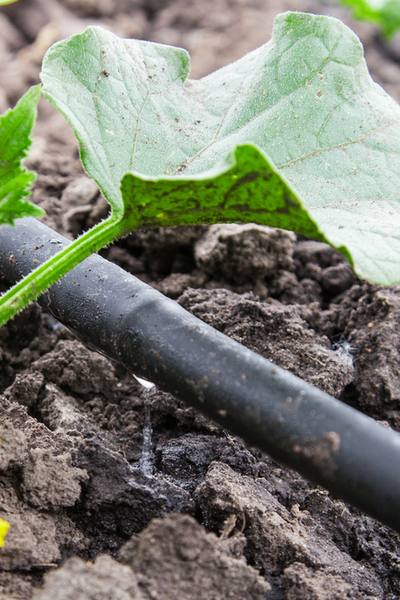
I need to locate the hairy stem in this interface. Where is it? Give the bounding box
[0,215,125,325]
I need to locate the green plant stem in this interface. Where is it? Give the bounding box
[0,215,125,326]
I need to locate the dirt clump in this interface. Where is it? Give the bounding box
[119,513,270,600]
[196,462,383,599]
[33,555,146,600]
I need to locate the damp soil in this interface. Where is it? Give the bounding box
[1,0,400,598]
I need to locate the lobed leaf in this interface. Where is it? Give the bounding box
[0,85,44,226]
[41,13,400,284]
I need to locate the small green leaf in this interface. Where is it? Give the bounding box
[0,0,19,4]
[0,85,44,226]
[41,13,400,285]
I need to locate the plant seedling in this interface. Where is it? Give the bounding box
[3,11,400,533]
[2,11,400,325]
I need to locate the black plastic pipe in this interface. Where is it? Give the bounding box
[1,217,400,532]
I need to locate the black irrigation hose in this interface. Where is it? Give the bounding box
[1,217,400,533]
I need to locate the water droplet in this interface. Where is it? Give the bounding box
[133,374,155,389]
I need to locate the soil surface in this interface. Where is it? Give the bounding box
[1,0,400,598]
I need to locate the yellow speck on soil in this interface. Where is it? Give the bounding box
[0,518,9,547]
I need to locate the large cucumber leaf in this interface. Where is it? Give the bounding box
[0,85,44,226]
[41,12,400,285]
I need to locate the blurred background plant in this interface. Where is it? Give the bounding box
[332,0,400,37]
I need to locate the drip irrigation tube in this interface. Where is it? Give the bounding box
[1,217,400,532]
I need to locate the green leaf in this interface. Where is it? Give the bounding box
[120,145,327,242]
[0,0,20,4]
[335,0,400,38]
[0,85,44,226]
[41,13,400,285]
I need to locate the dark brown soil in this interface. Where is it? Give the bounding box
[1,0,400,598]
